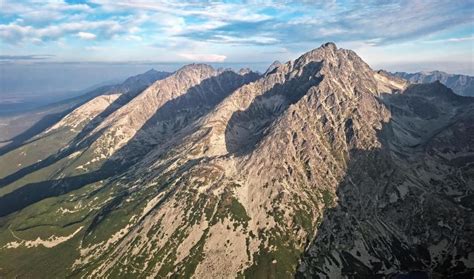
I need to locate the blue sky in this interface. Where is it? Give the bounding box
[0,0,473,74]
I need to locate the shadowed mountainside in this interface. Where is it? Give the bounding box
[225,61,323,155]
[0,70,170,156]
[0,69,258,217]
[297,84,474,278]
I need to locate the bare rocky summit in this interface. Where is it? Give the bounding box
[0,43,472,278]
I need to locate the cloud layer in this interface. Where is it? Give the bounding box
[0,0,473,68]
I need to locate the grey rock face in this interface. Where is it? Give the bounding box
[297,81,474,278]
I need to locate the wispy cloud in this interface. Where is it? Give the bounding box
[2,1,472,47]
[0,19,127,44]
[0,0,472,69]
[77,32,97,40]
[0,54,54,61]
[423,35,474,44]
[178,53,226,62]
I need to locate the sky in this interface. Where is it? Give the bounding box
[0,0,473,95]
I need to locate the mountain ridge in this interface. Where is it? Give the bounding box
[391,70,473,97]
[0,43,472,278]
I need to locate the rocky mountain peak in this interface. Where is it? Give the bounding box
[322,41,337,49]
[292,42,371,78]
[264,60,282,75]
[164,63,219,88]
[304,42,338,56]
[176,63,215,74]
[238,67,253,75]
[119,69,170,93]
[295,42,337,65]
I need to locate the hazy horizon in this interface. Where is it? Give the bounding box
[2,55,473,99]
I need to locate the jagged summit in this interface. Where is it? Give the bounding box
[264,60,282,75]
[176,63,215,73]
[264,43,342,77]
[307,42,338,54]
[322,41,337,49]
[297,42,338,62]
[120,68,170,91]
[261,42,372,82]
[167,63,219,84]
[238,67,253,75]
[291,42,371,76]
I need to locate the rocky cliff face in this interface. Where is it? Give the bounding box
[392,70,474,97]
[0,43,472,279]
[298,81,474,278]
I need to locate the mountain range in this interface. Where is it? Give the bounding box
[391,70,473,97]
[0,70,170,151]
[0,43,472,278]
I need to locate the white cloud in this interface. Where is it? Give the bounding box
[0,23,32,44]
[211,35,279,45]
[184,20,226,33]
[178,53,226,62]
[124,35,142,41]
[77,32,97,40]
[423,36,474,44]
[0,0,92,24]
[0,20,125,44]
[85,46,106,51]
[90,0,272,23]
[129,27,141,34]
[0,0,471,67]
